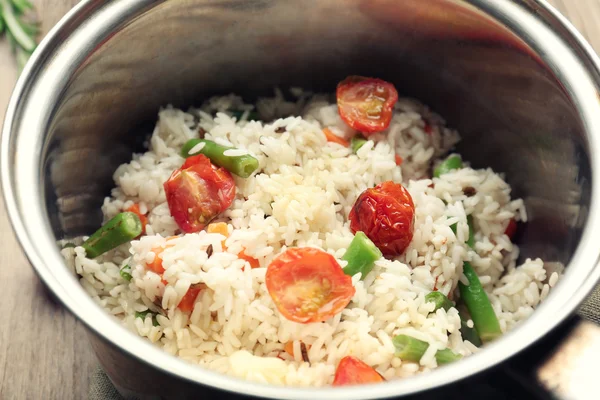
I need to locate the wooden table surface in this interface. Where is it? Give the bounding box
[0,0,599,398]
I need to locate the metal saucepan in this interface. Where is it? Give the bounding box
[3,0,600,399]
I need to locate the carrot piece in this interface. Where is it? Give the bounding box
[147,247,165,274]
[284,341,295,357]
[126,204,148,235]
[238,250,260,269]
[395,154,403,166]
[207,222,229,236]
[207,222,229,248]
[323,128,350,147]
[505,219,517,240]
[177,285,203,312]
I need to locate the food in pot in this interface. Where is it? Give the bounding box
[61,77,561,387]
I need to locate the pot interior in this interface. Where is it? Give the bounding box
[45,0,589,268]
[7,0,598,398]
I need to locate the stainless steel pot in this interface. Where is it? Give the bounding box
[3,0,600,399]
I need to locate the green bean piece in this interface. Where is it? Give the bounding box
[460,319,482,347]
[425,291,482,346]
[120,265,132,282]
[181,139,259,178]
[450,222,458,235]
[393,334,462,365]
[433,155,463,178]
[135,310,159,327]
[342,231,382,280]
[82,212,142,258]
[435,348,463,365]
[393,334,429,362]
[351,136,368,153]
[458,262,502,343]
[230,110,259,121]
[425,291,454,312]
[467,215,475,249]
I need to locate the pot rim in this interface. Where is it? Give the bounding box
[3,0,600,398]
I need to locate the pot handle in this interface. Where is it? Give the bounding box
[498,316,600,400]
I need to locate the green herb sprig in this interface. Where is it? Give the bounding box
[0,0,38,72]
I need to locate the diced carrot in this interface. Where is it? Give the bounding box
[207,222,229,236]
[395,154,403,166]
[147,247,165,274]
[207,222,229,247]
[238,250,260,269]
[323,128,350,147]
[283,341,310,361]
[126,203,148,235]
[177,285,203,312]
[284,341,295,357]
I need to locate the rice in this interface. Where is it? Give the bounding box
[60,89,560,386]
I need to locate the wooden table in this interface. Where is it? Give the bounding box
[0,0,598,398]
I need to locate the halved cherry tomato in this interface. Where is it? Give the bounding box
[265,247,355,323]
[164,154,236,233]
[395,154,403,166]
[126,203,148,236]
[177,284,204,312]
[336,76,398,135]
[505,219,517,240]
[349,181,415,257]
[323,128,350,147]
[333,356,385,386]
[238,250,260,269]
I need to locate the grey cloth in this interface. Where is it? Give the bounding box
[89,285,600,400]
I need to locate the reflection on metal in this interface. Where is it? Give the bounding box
[538,321,600,399]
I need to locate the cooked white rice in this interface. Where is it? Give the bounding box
[61,89,560,386]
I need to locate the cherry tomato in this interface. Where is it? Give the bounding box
[333,356,385,386]
[505,219,517,240]
[126,203,148,236]
[349,181,415,257]
[164,154,235,233]
[177,284,204,312]
[336,76,398,135]
[265,247,355,323]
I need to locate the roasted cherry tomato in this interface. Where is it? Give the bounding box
[265,247,355,323]
[349,181,415,257]
[177,284,204,312]
[164,154,235,233]
[504,219,517,240]
[336,76,398,135]
[333,356,385,386]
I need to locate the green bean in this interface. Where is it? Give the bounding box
[392,334,429,362]
[425,291,453,312]
[351,136,368,153]
[82,212,142,258]
[467,215,475,249]
[120,265,132,282]
[135,310,159,327]
[460,319,482,347]
[435,348,463,365]
[458,262,502,343]
[342,232,382,280]
[393,334,462,365]
[425,291,482,347]
[181,139,259,178]
[433,155,462,178]
[230,110,259,121]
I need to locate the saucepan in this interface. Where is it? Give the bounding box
[3,0,600,399]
